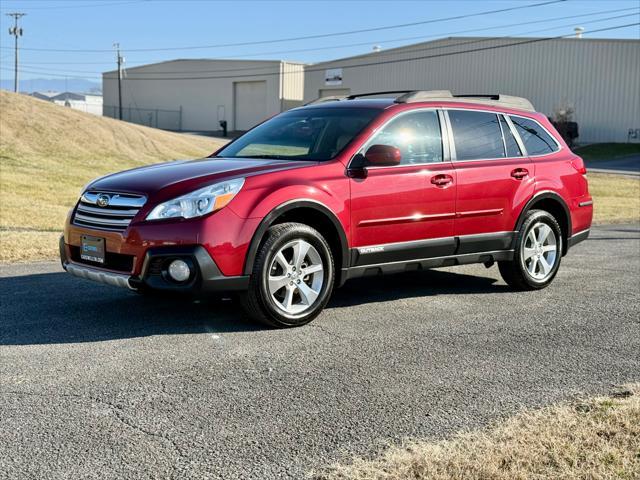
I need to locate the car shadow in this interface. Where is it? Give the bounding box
[330,268,507,308]
[1,268,506,346]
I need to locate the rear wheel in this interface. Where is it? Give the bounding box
[240,222,335,327]
[498,209,563,290]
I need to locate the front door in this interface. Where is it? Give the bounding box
[349,109,457,267]
[446,109,535,254]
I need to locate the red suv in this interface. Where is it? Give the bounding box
[60,90,593,327]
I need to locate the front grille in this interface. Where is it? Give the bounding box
[73,191,146,232]
[69,246,135,273]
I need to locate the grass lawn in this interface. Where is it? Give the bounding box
[589,173,640,224]
[0,90,225,262]
[574,143,640,162]
[315,386,640,480]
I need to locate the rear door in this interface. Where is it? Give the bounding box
[349,109,457,267]
[446,109,534,253]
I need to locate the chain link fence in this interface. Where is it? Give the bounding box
[104,105,182,131]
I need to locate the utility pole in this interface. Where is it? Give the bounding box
[114,43,123,120]
[6,13,26,93]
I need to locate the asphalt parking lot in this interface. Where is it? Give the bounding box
[1,224,638,480]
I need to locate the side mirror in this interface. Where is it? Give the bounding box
[346,145,402,179]
[364,144,402,167]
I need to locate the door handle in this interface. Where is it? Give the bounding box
[510,168,529,180]
[431,174,454,187]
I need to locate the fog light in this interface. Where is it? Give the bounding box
[168,259,191,282]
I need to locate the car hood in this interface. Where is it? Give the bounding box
[87,157,309,196]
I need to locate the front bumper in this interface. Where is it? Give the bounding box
[60,236,249,292]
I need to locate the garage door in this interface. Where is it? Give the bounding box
[319,88,351,99]
[234,81,267,131]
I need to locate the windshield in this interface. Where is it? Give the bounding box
[216,107,380,161]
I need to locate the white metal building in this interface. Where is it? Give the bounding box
[30,91,103,116]
[304,36,640,144]
[103,59,304,132]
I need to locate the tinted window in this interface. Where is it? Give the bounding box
[500,115,522,157]
[217,108,379,161]
[510,116,559,156]
[448,110,505,160]
[365,110,443,165]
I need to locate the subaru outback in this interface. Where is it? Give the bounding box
[60,90,593,327]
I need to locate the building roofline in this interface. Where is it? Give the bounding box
[100,35,638,76]
[306,35,640,67]
[102,58,306,75]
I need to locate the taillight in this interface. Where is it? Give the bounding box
[571,156,587,175]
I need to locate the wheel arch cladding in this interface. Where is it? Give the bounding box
[516,192,571,255]
[243,200,350,283]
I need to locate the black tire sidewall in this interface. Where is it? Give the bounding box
[516,210,563,288]
[257,225,334,327]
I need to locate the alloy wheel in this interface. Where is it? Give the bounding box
[522,221,558,281]
[267,239,324,315]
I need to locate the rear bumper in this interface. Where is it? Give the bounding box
[60,236,249,292]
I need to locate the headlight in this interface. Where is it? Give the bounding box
[146,178,245,221]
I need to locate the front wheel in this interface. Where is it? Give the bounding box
[240,222,335,327]
[498,209,563,290]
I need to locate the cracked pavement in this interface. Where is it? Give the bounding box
[1,224,639,479]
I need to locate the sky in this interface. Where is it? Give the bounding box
[0,0,638,86]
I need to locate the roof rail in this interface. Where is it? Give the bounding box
[305,90,536,112]
[454,93,535,112]
[304,90,414,106]
[304,95,346,106]
[395,90,454,103]
[395,90,535,112]
[346,90,413,100]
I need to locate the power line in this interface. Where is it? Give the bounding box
[31,10,634,76]
[106,23,640,81]
[0,0,564,53]
[9,6,637,70]
[5,22,637,81]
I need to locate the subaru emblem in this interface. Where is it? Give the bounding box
[96,194,110,207]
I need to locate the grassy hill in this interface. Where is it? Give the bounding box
[0,90,225,262]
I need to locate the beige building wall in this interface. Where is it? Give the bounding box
[103,59,304,131]
[304,37,640,144]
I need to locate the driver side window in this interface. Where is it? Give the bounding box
[366,110,443,165]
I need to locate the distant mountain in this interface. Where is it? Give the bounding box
[0,78,101,94]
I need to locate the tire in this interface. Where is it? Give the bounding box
[239,222,335,328]
[498,209,563,290]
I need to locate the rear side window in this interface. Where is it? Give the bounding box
[448,110,505,161]
[500,115,522,157]
[510,116,559,156]
[366,110,443,165]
